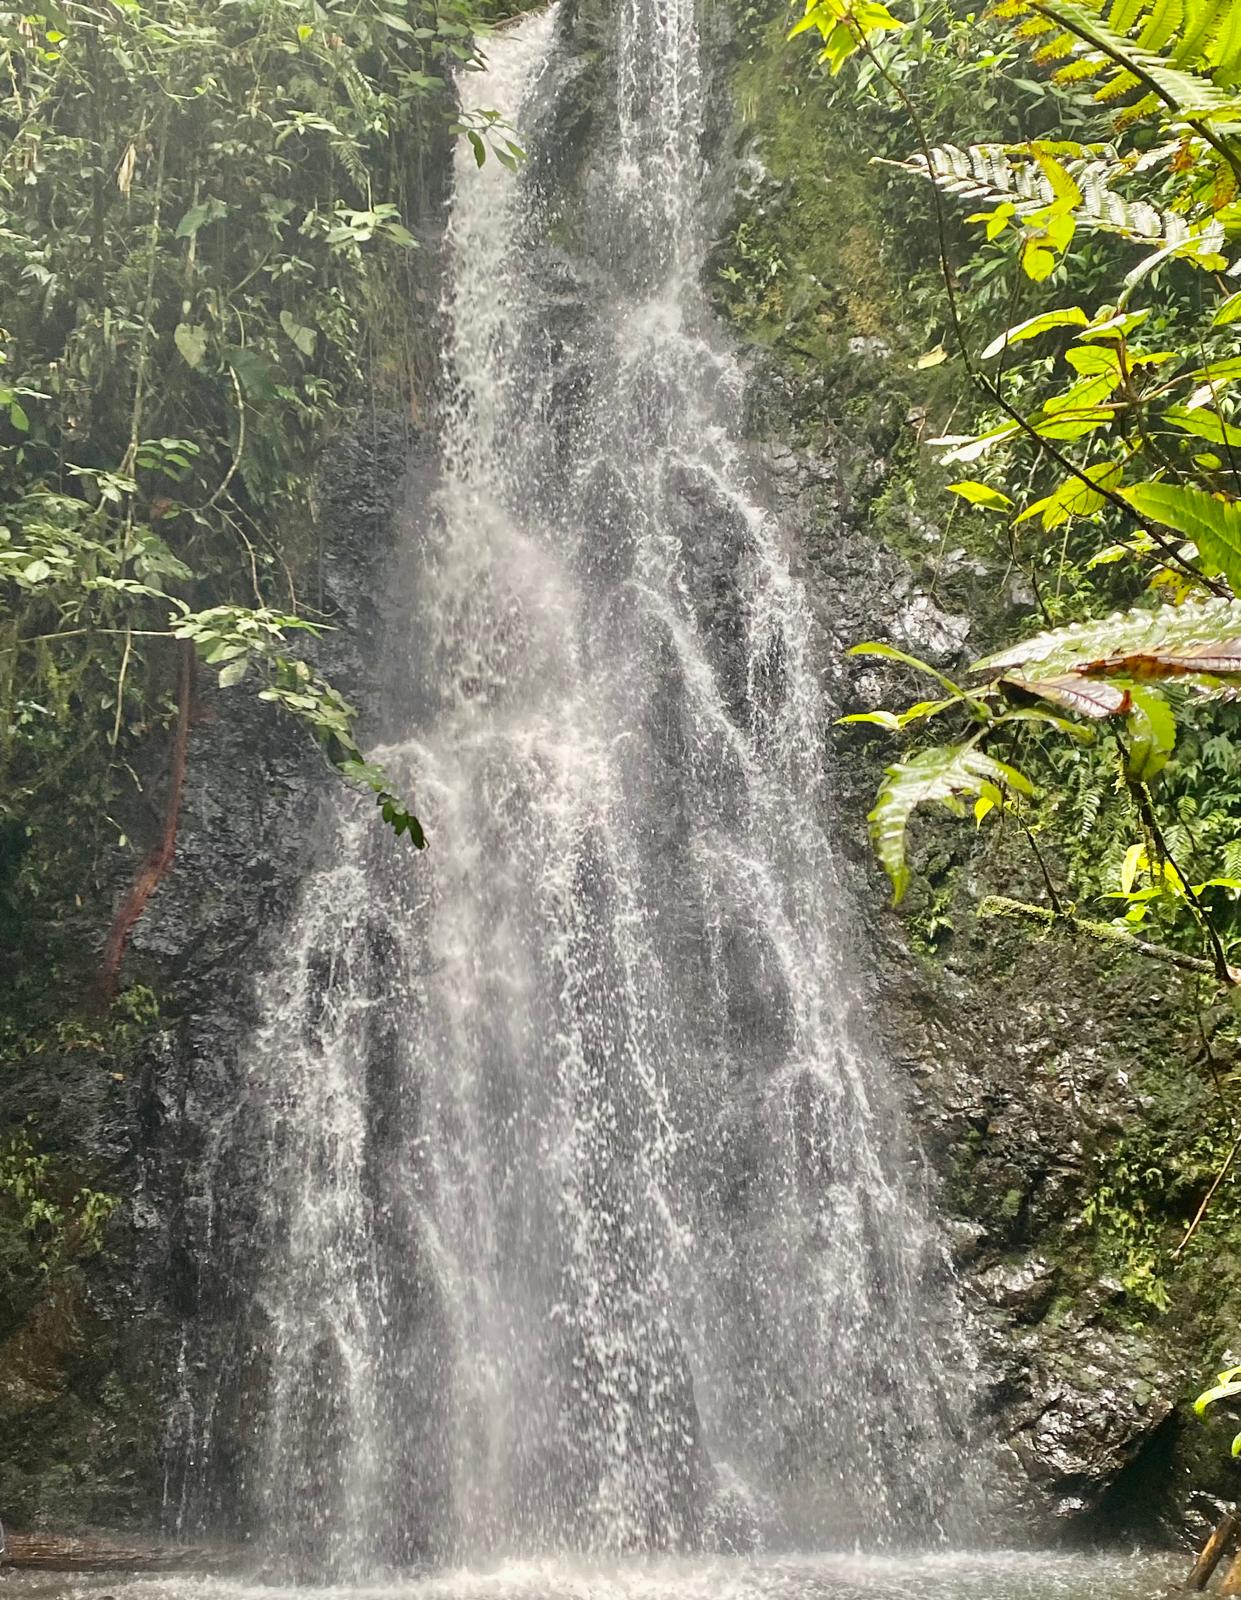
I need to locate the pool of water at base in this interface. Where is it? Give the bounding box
[0,1551,1185,1600]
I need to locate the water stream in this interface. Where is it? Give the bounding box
[150,7,1160,1597]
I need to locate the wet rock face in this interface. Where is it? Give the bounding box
[0,414,417,1533]
[744,401,1209,1545]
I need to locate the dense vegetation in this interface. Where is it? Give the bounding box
[0,1,534,1411]
[0,0,527,1007]
[792,0,1241,967]
[784,0,1241,1415]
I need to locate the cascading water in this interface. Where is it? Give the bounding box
[229,4,975,1579]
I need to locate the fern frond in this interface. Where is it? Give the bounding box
[1055,55,1110,82]
[1016,0,1241,119]
[894,141,1200,246]
[1036,30,1080,60]
[1108,0,1149,35]
[1095,66,1144,98]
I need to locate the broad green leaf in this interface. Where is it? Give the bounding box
[947,480,1014,512]
[1120,842,1145,896]
[976,598,1241,682]
[839,710,902,730]
[174,323,208,370]
[279,309,317,358]
[1165,406,1241,449]
[1124,685,1176,782]
[932,421,1021,464]
[1122,482,1241,592]
[223,346,278,400]
[1214,291,1241,326]
[1021,235,1060,282]
[1195,1368,1241,1418]
[848,641,972,701]
[174,197,227,238]
[915,345,948,369]
[218,656,249,688]
[869,744,1034,903]
[838,697,960,731]
[1015,461,1124,530]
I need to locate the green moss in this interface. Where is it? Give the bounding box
[1000,1187,1025,1221]
[714,17,909,369]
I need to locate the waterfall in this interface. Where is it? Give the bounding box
[224,4,973,1578]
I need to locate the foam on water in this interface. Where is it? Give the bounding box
[0,1551,1180,1600]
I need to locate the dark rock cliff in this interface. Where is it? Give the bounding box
[0,415,417,1532]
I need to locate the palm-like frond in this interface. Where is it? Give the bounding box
[991,0,1241,120]
[894,140,1213,246]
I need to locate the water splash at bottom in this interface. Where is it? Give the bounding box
[0,1549,1180,1600]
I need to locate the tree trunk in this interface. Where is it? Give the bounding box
[88,640,194,1011]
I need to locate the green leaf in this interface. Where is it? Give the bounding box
[915,345,948,369]
[174,323,208,370]
[1195,1368,1241,1418]
[838,697,961,732]
[1214,292,1241,327]
[174,197,227,238]
[1165,406,1241,449]
[1124,686,1176,782]
[1016,461,1124,530]
[279,309,317,358]
[223,346,277,400]
[849,640,973,701]
[978,302,1087,360]
[976,598,1241,683]
[218,656,249,689]
[869,743,1034,903]
[1121,482,1241,592]
[947,479,1014,512]
[839,710,902,730]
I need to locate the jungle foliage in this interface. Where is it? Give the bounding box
[793,0,1241,992]
[0,0,525,976]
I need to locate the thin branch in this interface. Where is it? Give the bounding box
[1130,776,1237,986]
[122,117,168,483]
[1174,1131,1241,1258]
[856,33,1229,599]
[980,893,1224,978]
[199,363,247,514]
[109,626,133,748]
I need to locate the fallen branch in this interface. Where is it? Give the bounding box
[2,1532,221,1572]
[979,895,1232,981]
[1186,1509,1238,1590]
